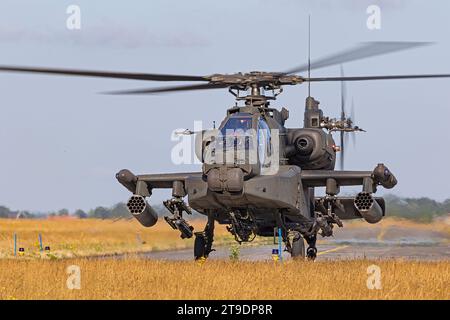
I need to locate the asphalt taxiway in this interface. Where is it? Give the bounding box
[140,223,449,261]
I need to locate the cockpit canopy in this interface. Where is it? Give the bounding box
[202,113,275,172]
[219,113,254,151]
[220,113,253,136]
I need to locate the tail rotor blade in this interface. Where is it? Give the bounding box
[340,65,347,121]
[339,65,346,170]
[350,98,356,147]
[340,130,345,171]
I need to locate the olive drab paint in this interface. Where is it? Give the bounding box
[3,41,450,260]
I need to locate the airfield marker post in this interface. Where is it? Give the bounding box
[38,234,43,252]
[278,228,282,262]
[13,233,17,256]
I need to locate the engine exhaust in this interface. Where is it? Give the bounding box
[126,195,158,227]
[354,192,383,224]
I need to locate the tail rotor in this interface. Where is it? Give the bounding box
[339,66,347,170]
[339,66,363,170]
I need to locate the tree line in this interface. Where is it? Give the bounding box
[0,195,449,222]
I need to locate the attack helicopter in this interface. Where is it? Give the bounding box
[1,41,450,260]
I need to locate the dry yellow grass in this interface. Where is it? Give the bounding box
[0,218,448,300]
[0,259,448,300]
[0,218,238,259]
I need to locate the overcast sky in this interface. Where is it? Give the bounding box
[0,0,449,212]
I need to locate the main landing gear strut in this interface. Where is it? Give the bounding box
[275,212,310,260]
[194,215,215,260]
[284,229,317,261]
[277,208,337,261]
[301,195,345,261]
[304,234,318,260]
[286,230,306,260]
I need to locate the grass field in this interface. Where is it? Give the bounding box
[0,218,241,259]
[0,217,448,300]
[0,217,447,259]
[0,259,448,299]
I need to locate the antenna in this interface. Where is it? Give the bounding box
[308,14,311,97]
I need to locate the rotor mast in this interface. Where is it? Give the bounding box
[229,75,290,107]
[250,84,261,96]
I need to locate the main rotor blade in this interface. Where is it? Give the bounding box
[283,42,431,75]
[306,74,450,82]
[103,83,227,95]
[0,65,208,82]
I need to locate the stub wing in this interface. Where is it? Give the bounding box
[301,170,373,187]
[116,169,202,193]
[135,172,202,189]
[301,164,397,190]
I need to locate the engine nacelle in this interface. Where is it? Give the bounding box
[286,128,335,170]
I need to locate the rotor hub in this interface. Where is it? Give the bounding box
[208,72,304,90]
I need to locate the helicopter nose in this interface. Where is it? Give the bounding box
[207,167,244,193]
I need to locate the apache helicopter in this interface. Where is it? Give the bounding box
[1,41,450,260]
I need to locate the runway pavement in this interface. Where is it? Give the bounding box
[141,242,449,261]
[140,223,450,261]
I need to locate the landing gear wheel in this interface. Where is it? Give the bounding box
[290,236,306,260]
[194,233,207,260]
[306,247,317,261]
